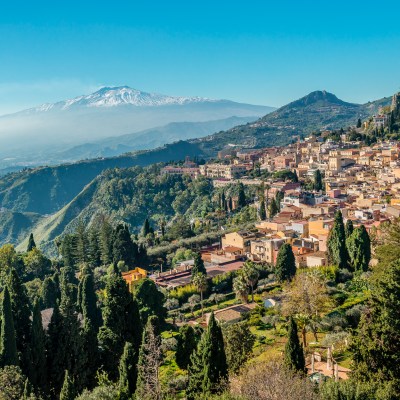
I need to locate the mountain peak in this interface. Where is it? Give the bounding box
[284,90,355,109]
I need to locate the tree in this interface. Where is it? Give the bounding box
[136,316,162,400]
[327,210,348,268]
[191,252,206,276]
[237,183,246,208]
[27,233,36,252]
[259,199,266,221]
[134,278,166,326]
[112,224,138,267]
[269,198,279,218]
[347,225,371,272]
[313,169,323,192]
[41,276,58,309]
[0,366,27,400]
[187,312,228,399]
[99,219,114,265]
[142,218,152,237]
[192,273,207,316]
[233,273,249,303]
[60,370,76,400]
[345,219,354,239]
[284,317,305,373]
[7,269,31,371]
[220,191,226,210]
[28,300,47,392]
[275,243,296,283]
[351,259,400,394]
[80,270,100,329]
[357,118,362,128]
[76,221,89,264]
[23,248,52,280]
[242,261,259,302]
[0,287,18,367]
[223,322,255,374]
[282,272,332,347]
[175,325,198,370]
[119,342,137,399]
[87,229,101,268]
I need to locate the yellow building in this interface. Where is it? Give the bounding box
[308,219,333,236]
[122,268,147,291]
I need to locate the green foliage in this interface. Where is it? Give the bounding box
[27,233,36,252]
[345,219,354,239]
[223,322,255,374]
[169,284,198,304]
[60,370,76,400]
[269,198,279,218]
[118,342,137,398]
[284,317,305,373]
[0,365,27,400]
[275,243,296,283]
[0,287,18,368]
[347,225,371,272]
[259,199,266,221]
[327,210,348,269]
[237,183,246,208]
[192,252,206,277]
[313,169,323,191]
[175,325,198,370]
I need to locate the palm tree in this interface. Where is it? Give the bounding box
[192,273,208,316]
[233,273,249,303]
[243,261,260,302]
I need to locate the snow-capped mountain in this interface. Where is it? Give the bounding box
[32,86,218,112]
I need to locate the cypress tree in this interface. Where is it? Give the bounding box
[347,225,371,272]
[187,312,228,399]
[142,218,151,237]
[7,268,31,371]
[220,191,226,210]
[228,196,233,212]
[191,252,206,277]
[345,219,354,239]
[81,319,99,390]
[41,276,58,309]
[269,198,279,218]
[75,220,88,264]
[88,229,101,268]
[119,342,137,398]
[0,287,18,367]
[59,370,75,400]
[27,233,36,252]
[100,219,114,265]
[113,224,138,267]
[80,269,100,329]
[29,299,47,392]
[237,182,246,208]
[175,325,197,370]
[313,169,323,191]
[275,243,296,283]
[327,210,348,268]
[284,317,305,373]
[259,199,267,220]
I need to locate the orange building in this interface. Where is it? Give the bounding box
[122,268,147,291]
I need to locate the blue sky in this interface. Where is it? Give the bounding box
[0,0,400,114]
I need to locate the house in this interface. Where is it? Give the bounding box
[122,268,148,291]
[306,252,327,267]
[221,231,257,254]
[206,303,258,325]
[250,238,286,264]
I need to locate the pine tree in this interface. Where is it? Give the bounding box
[59,370,75,400]
[29,300,47,391]
[136,316,162,400]
[275,243,296,283]
[88,229,101,268]
[75,220,88,264]
[113,224,138,267]
[187,313,228,399]
[175,325,197,370]
[284,317,305,373]
[347,225,371,272]
[191,252,206,277]
[237,183,246,208]
[327,210,348,268]
[0,287,18,367]
[7,268,31,371]
[119,342,137,398]
[345,219,354,239]
[27,233,36,252]
[313,169,323,191]
[100,219,114,265]
[351,259,400,393]
[259,199,267,220]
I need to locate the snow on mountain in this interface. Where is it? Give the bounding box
[31,86,219,112]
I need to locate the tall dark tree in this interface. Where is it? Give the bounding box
[99,219,114,265]
[313,169,323,192]
[7,269,31,371]
[134,278,166,326]
[191,252,206,277]
[113,224,138,267]
[357,118,362,128]
[269,198,279,218]
[141,218,152,237]
[0,287,18,367]
[237,183,246,208]
[345,219,354,239]
[220,191,226,211]
[79,269,100,329]
[41,276,58,310]
[27,233,36,252]
[175,325,198,370]
[259,199,267,220]
[28,300,47,392]
[228,196,233,212]
[75,220,88,264]
[81,319,99,390]
[59,370,76,400]
[97,267,142,379]
[351,259,400,394]
[284,317,305,373]
[327,210,348,268]
[275,243,296,283]
[347,225,371,272]
[119,342,137,399]
[187,312,228,399]
[88,229,101,268]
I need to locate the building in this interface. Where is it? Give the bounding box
[250,238,285,264]
[373,114,388,128]
[122,268,148,291]
[221,231,257,254]
[161,165,200,178]
[200,163,249,179]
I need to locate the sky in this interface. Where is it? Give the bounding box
[0,0,400,115]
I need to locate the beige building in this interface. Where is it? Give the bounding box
[250,238,285,264]
[200,163,248,179]
[221,231,257,254]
